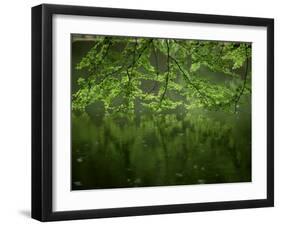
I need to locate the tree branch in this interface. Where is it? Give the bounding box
[98,39,152,85]
[234,49,249,113]
[169,55,212,105]
[147,40,159,93]
[159,40,170,105]
[91,37,112,73]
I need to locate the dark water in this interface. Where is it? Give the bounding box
[71,41,251,190]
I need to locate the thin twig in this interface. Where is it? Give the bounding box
[147,41,159,93]
[98,39,152,85]
[159,40,170,105]
[169,55,211,105]
[234,48,249,113]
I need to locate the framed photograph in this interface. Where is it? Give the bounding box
[32,4,274,221]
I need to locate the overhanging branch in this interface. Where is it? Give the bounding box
[159,40,170,106]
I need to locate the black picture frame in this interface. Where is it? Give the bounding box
[32,3,274,222]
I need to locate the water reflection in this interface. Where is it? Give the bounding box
[72,110,251,190]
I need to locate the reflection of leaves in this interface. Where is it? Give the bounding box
[72,107,251,188]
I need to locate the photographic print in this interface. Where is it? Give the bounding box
[71,34,252,190]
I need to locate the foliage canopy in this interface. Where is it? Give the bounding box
[72,36,251,117]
